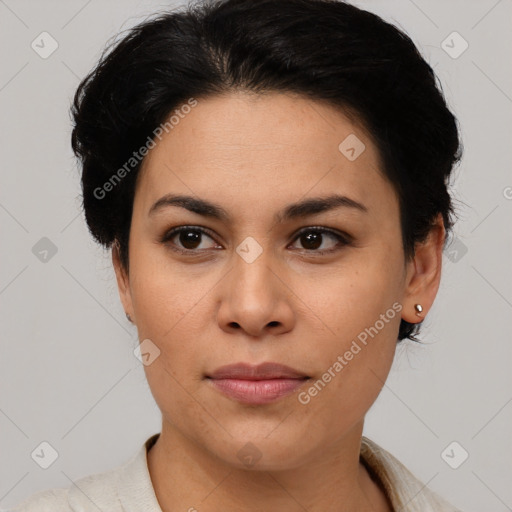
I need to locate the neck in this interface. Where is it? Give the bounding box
[147,421,392,512]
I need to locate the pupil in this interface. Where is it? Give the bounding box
[178,230,324,251]
[302,232,321,250]
[180,230,201,249]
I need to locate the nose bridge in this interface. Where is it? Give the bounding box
[216,237,294,337]
[231,239,278,308]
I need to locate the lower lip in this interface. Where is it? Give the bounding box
[208,378,308,404]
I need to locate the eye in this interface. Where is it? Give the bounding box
[289,227,351,254]
[161,225,351,256]
[161,226,221,253]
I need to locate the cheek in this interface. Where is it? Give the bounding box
[143,360,221,443]
[296,305,400,438]
[131,264,213,428]
[291,253,402,423]
[127,246,215,386]
[131,273,208,372]
[128,242,209,335]
[294,251,403,340]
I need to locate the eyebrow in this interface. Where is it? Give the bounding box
[148,193,368,222]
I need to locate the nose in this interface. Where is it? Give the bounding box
[216,247,295,338]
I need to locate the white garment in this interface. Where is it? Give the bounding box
[10,434,461,511]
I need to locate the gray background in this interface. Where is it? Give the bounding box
[1,0,511,510]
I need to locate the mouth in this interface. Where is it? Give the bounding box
[205,362,311,405]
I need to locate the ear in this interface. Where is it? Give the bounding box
[401,214,445,324]
[112,241,135,323]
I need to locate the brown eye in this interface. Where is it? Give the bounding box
[299,231,323,250]
[177,229,202,250]
[162,226,220,253]
[290,228,350,254]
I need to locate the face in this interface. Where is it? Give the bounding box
[114,91,435,470]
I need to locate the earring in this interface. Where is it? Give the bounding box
[414,304,423,317]
[126,313,132,322]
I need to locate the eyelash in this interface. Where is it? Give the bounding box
[160,225,352,256]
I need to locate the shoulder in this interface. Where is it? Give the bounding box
[9,487,69,512]
[10,434,159,512]
[10,466,122,512]
[361,436,463,512]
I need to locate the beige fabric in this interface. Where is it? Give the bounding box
[359,437,461,511]
[11,434,461,511]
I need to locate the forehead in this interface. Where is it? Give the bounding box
[135,91,398,220]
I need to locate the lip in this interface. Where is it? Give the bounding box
[206,362,310,405]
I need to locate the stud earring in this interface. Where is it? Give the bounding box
[414,304,423,317]
[126,313,132,322]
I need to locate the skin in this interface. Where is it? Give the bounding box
[112,91,445,512]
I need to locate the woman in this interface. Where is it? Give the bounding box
[13,0,463,510]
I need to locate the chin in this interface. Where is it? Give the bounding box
[202,426,317,472]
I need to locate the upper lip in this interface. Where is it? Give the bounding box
[207,362,309,380]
